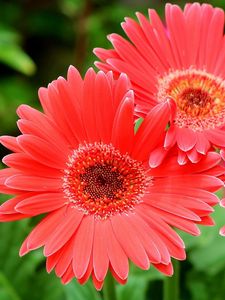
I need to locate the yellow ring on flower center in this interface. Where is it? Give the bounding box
[157,69,225,131]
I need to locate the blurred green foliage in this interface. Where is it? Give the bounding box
[1,0,225,299]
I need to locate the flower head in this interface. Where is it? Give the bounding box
[0,66,223,289]
[94,3,225,163]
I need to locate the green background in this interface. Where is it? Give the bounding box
[0,0,225,299]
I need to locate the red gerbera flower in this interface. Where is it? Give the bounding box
[0,67,223,289]
[94,3,225,164]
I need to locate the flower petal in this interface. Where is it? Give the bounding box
[15,193,65,215]
[73,216,94,279]
[111,214,149,270]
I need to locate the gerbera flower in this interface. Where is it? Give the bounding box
[0,66,223,290]
[94,3,225,164]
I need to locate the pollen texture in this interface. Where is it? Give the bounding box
[63,142,150,219]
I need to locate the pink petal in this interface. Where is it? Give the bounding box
[135,12,169,70]
[155,208,200,236]
[128,213,161,263]
[17,119,69,155]
[176,127,197,152]
[105,220,129,280]
[0,136,21,152]
[110,266,127,285]
[19,235,30,256]
[111,214,149,270]
[5,174,61,192]
[92,274,104,291]
[132,100,171,161]
[150,152,221,176]
[3,153,61,178]
[166,4,189,67]
[184,3,202,65]
[205,8,224,72]
[94,71,114,143]
[164,126,177,149]
[154,175,223,192]
[195,132,211,154]
[153,262,173,276]
[197,216,215,226]
[77,257,93,285]
[196,4,214,68]
[186,147,202,163]
[73,216,94,278]
[44,209,83,256]
[145,194,205,220]
[135,13,169,71]
[177,150,188,165]
[106,58,155,93]
[109,33,156,75]
[219,226,225,236]
[61,264,74,284]
[150,184,219,207]
[17,104,58,133]
[21,207,67,254]
[137,206,184,248]
[149,147,169,168]
[0,213,29,222]
[15,192,65,215]
[81,68,99,142]
[93,48,120,62]
[46,251,62,273]
[148,9,176,67]
[93,219,109,281]
[0,168,21,194]
[112,73,131,111]
[134,209,171,265]
[112,95,134,154]
[43,83,79,147]
[0,193,35,214]
[17,135,66,169]
[37,87,52,116]
[205,129,225,148]
[55,237,74,277]
[220,198,225,207]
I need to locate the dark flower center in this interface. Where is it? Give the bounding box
[63,142,151,219]
[80,164,123,200]
[179,88,212,117]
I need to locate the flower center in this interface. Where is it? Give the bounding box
[80,164,123,200]
[63,142,150,219]
[157,69,225,131]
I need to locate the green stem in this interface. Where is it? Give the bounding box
[103,272,117,300]
[163,260,180,300]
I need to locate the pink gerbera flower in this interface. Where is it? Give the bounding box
[0,66,223,289]
[94,3,225,164]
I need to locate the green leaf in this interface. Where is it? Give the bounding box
[64,280,101,300]
[0,76,36,133]
[0,43,36,75]
[0,272,21,300]
[187,206,225,275]
[117,264,164,300]
[187,270,225,300]
[134,118,144,133]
